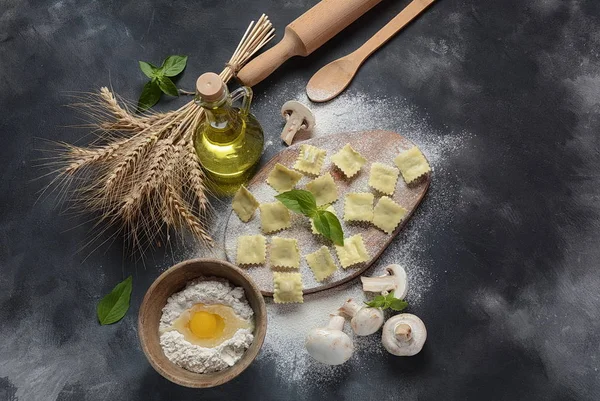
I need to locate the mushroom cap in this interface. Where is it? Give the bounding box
[387,264,408,299]
[381,313,427,356]
[281,100,315,130]
[351,307,384,336]
[305,327,354,365]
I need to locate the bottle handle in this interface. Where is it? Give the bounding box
[230,86,253,117]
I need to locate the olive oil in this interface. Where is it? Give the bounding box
[194,73,264,190]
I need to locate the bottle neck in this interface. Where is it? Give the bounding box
[198,89,242,144]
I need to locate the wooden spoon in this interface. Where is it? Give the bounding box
[306,0,436,103]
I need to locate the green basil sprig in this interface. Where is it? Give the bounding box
[364,291,408,312]
[275,190,344,246]
[138,55,188,111]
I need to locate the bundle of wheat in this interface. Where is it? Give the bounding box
[49,15,274,255]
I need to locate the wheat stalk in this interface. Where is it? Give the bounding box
[98,87,151,131]
[48,15,274,255]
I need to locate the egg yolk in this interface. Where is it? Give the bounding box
[189,311,223,339]
[168,303,253,347]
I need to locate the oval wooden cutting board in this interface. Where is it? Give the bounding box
[224,130,430,296]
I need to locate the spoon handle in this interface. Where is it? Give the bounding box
[353,0,436,62]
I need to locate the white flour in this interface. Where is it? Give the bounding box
[184,86,467,391]
[159,278,254,374]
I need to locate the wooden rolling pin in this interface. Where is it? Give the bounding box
[236,0,384,87]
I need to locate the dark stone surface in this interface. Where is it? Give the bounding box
[1,0,600,400]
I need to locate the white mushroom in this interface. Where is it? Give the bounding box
[280,100,315,146]
[381,313,427,356]
[338,298,384,336]
[305,314,354,365]
[360,264,408,299]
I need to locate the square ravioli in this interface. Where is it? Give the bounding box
[331,144,366,178]
[394,146,431,184]
[305,246,337,281]
[344,192,374,222]
[236,235,266,265]
[293,144,326,175]
[259,202,291,233]
[311,205,336,234]
[232,185,259,222]
[270,237,300,269]
[273,272,303,303]
[306,173,339,206]
[368,162,400,195]
[335,234,370,268]
[267,163,303,192]
[373,196,408,234]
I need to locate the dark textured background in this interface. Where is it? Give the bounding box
[1,0,600,400]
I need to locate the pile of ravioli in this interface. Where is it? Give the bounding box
[231,143,430,304]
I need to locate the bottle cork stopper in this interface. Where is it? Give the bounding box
[196,72,225,102]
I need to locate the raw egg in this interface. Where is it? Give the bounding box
[170,304,252,347]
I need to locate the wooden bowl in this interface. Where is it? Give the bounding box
[138,258,267,388]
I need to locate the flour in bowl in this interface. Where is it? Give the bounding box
[159,278,254,374]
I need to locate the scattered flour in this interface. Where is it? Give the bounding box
[254,86,465,388]
[159,278,254,374]
[258,281,386,383]
[185,85,467,389]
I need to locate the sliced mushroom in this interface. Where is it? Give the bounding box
[360,264,408,299]
[305,314,354,365]
[339,298,384,336]
[381,313,427,356]
[280,101,315,146]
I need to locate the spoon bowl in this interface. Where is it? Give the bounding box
[306,55,361,102]
[306,0,436,103]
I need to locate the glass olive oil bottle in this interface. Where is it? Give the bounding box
[194,72,264,190]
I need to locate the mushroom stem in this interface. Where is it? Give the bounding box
[394,323,412,342]
[280,101,315,146]
[281,116,303,146]
[360,276,396,293]
[360,264,408,299]
[327,315,346,331]
[338,299,361,317]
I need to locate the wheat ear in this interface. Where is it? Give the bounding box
[48,15,274,254]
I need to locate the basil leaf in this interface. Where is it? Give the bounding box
[275,190,317,216]
[139,61,158,79]
[364,299,380,308]
[97,276,133,325]
[138,80,162,111]
[321,210,343,246]
[161,55,188,77]
[312,212,331,239]
[158,76,179,97]
[381,292,395,309]
[365,292,409,311]
[389,298,409,312]
[365,294,386,308]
